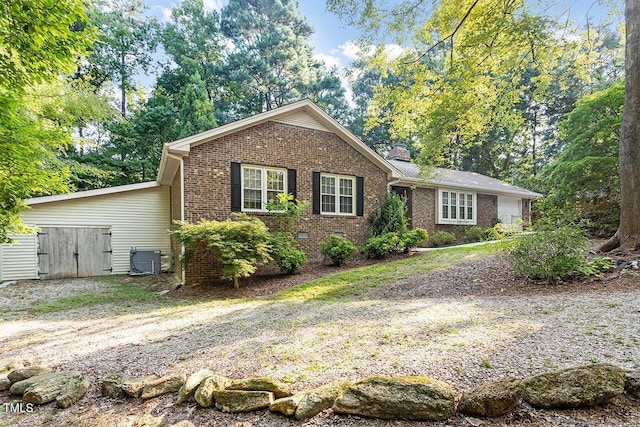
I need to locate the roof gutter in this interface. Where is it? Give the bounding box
[391,177,543,199]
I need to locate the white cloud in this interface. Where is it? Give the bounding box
[336,40,406,62]
[383,44,405,60]
[160,6,172,22]
[338,40,363,60]
[314,53,342,69]
[203,0,226,11]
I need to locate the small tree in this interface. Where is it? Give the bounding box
[266,193,309,274]
[170,214,272,288]
[366,191,428,257]
[369,191,409,237]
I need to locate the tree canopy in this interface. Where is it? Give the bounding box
[0,0,93,242]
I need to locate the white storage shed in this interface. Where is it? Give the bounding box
[0,182,172,281]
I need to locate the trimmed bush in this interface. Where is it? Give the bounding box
[320,235,358,266]
[463,226,502,243]
[428,230,457,247]
[401,228,429,251]
[271,232,307,274]
[363,233,403,258]
[506,226,588,283]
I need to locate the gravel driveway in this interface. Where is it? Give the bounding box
[1,254,639,426]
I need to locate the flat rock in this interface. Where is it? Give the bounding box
[10,372,61,395]
[56,375,91,408]
[295,381,353,420]
[524,364,626,409]
[213,390,274,412]
[194,375,230,407]
[7,366,52,384]
[458,377,524,417]
[0,375,10,391]
[21,371,87,407]
[177,369,215,404]
[227,377,292,398]
[122,375,158,398]
[625,370,640,399]
[332,376,456,421]
[102,373,125,398]
[270,394,303,417]
[141,372,186,399]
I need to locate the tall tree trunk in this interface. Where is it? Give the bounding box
[120,50,127,118]
[600,0,640,253]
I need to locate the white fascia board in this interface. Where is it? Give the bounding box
[26,181,161,206]
[392,177,543,199]
[167,100,315,153]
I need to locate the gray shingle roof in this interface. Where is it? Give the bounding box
[388,159,542,198]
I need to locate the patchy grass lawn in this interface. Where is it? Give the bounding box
[271,244,501,302]
[1,243,639,427]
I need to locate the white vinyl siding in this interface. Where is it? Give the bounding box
[0,234,38,281]
[272,110,331,132]
[0,185,171,280]
[437,189,477,225]
[320,174,355,215]
[241,165,286,212]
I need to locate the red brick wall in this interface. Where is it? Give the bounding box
[408,188,498,241]
[182,121,389,284]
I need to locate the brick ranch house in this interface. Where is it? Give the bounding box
[0,99,541,284]
[157,99,541,284]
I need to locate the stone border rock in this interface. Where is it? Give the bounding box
[1,361,638,421]
[5,366,89,409]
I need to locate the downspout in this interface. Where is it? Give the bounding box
[387,178,403,191]
[180,157,185,285]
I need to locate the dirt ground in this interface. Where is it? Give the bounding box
[1,247,639,427]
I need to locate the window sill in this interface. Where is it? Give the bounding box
[319,213,357,218]
[437,220,477,225]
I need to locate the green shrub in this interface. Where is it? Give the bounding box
[270,232,307,274]
[363,232,403,258]
[506,225,588,283]
[463,226,502,243]
[428,230,457,247]
[320,235,358,266]
[170,214,272,288]
[401,228,429,251]
[576,256,616,277]
[369,191,408,237]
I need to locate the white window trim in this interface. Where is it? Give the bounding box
[320,173,356,216]
[437,188,477,225]
[240,165,287,213]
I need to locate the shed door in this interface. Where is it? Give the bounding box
[38,227,112,279]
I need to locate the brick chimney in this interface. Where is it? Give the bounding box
[387,144,411,162]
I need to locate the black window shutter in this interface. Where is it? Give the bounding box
[356,176,364,216]
[312,172,321,214]
[287,169,297,199]
[231,162,241,212]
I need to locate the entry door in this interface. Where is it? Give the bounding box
[37,227,112,279]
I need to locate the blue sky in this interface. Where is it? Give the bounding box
[143,0,621,87]
[145,0,367,72]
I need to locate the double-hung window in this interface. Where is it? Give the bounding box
[438,189,476,224]
[320,174,355,215]
[241,165,286,212]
